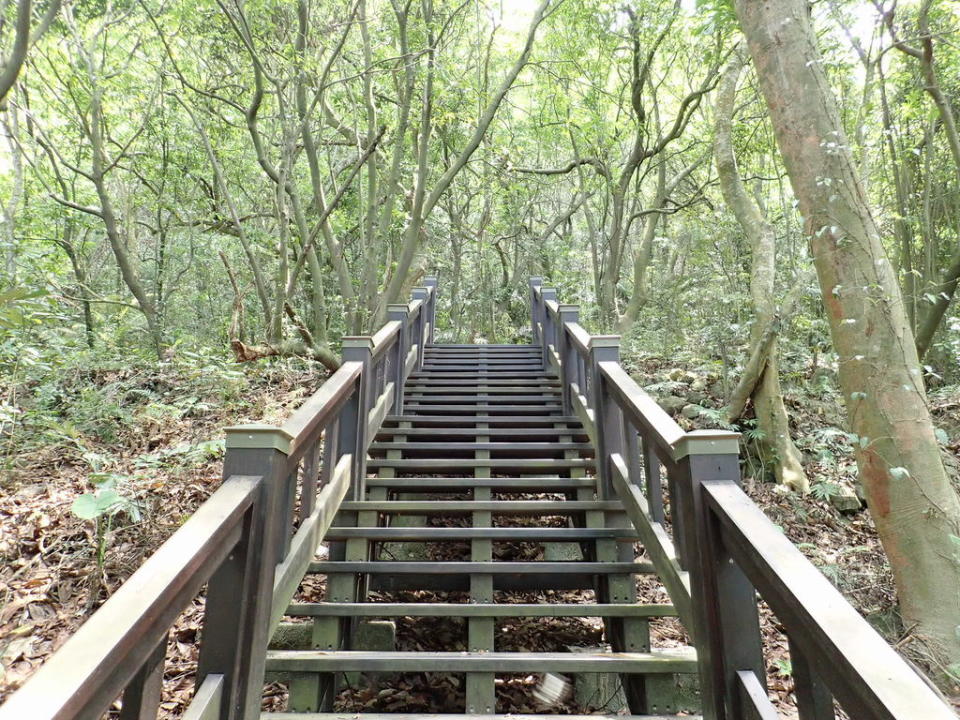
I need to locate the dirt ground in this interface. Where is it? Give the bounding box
[2,359,958,716]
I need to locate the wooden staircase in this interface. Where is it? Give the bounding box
[6,277,953,720]
[265,343,700,719]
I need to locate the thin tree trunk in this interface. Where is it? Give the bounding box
[714,53,806,492]
[736,0,960,672]
[380,0,554,312]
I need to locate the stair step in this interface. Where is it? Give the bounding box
[264,649,698,674]
[427,342,540,352]
[425,346,542,352]
[368,441,593,454]
[285,602,674,618]
[265,714,695,720]
[308,561,653,575]
[403,396,561,404]
[403,378,556,386]
[376,428,588,439]
[420,366,546,373]
[424,359,544,365]
[383,415,580,426]
[324,526,630,540]
[409,371,552,379]
[404,386,561,393]
[403,404,563,414]
[364,476,594,490]
[366,458,594,472]
[340,500,616,514]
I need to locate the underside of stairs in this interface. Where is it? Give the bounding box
[266,343,700,719]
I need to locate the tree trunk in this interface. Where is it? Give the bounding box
[735,0,960,672]
[714,53,806,492]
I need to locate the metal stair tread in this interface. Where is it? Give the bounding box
[285,601,675,618]
[307,560,654,574]
[339,500,616,513]
[264,649,699,673]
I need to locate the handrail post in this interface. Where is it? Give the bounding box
[556,305,579,414]
[528,277,543,344]
[539,288,557,370]
[673,430,763,720]
[411,288,429,370]
[340,337,373,495]
[588,336,621,500]
[198,426,290,720]
[387,304,411,414]
[423,275,438,344]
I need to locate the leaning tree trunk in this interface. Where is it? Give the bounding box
[735,0,960,672]
[715,53,806,492]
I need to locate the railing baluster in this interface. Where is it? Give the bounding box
[673,431,763,720]
[790,637,836,720]
[621,415,642,490]
[299,438,321,522]
[119,635,166,720]
[320,417,339,489]
[642,438,665,524]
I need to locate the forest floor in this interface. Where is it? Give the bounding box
[1,353,959,716]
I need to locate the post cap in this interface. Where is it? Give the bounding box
[341,336,375,351]
[558,304,580,314]
[387,303,410,316]
[529,277,544,286]
[225,424,294,453]
[541,288,558,300]
[412,287,429,299]
[423,275,438,286]
[589,335,621,349]
[672,430,741,461]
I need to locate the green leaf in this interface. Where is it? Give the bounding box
[95,489,123,513]
[71,494,102,520]
[889,466,910,481]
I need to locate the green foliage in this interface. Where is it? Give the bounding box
[773,658,792,678]
[810,481,842,502]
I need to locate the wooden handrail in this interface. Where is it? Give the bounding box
[598,361,684,457]
[370,320,401,362]
[0,279,441,720]
[526,275,956,720]
[704,481,955,720]
[0,475,261,720]
[283,361,362,463]
[565,322,591,356]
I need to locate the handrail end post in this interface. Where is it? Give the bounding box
[556,304,580,414]
[203,426,292,720]
[528,277,543,345]
[423,276,438,344]
[588,335,621,500]
[340,336,374,493]
[411,288,429,370]
[387,304,411,414]
[540,288,558,369]
[673,429,762,720]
